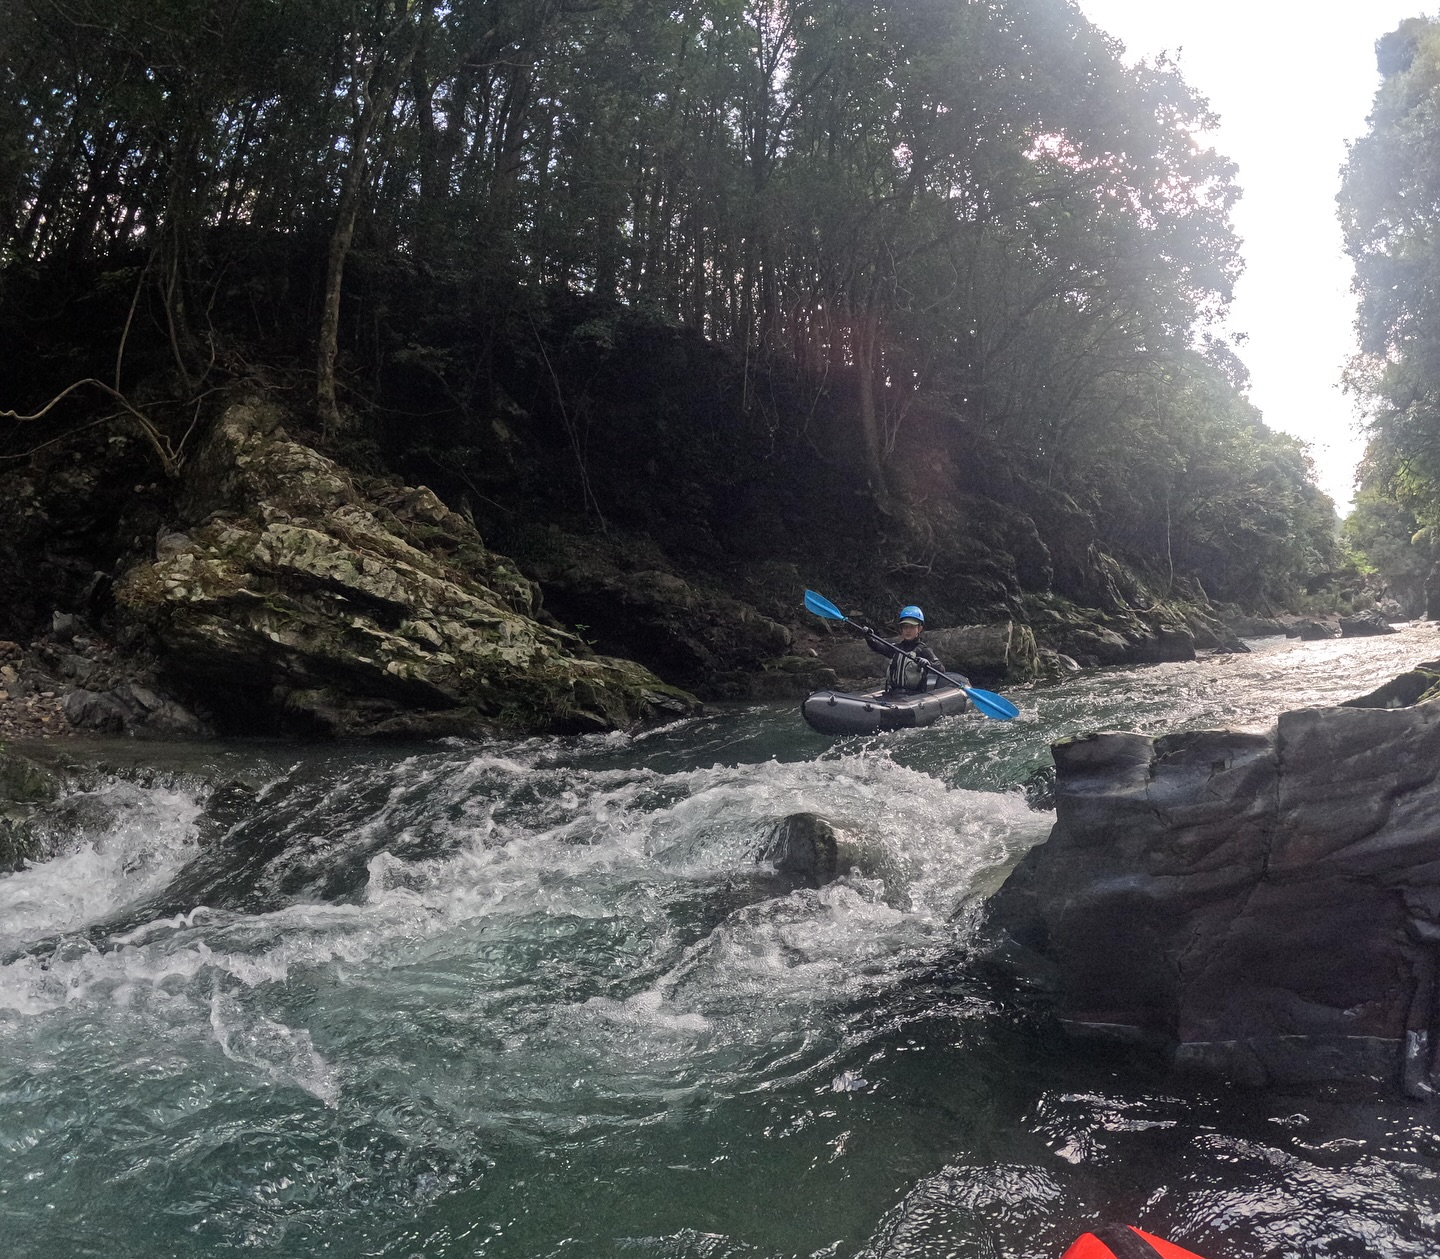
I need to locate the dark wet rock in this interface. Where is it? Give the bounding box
[0,749,59,806]
[513,529,793,700]
[1342,660,1440,710]
[761,812,840,885]
[1339,611,1398,638]
[63,682,210,740]
[0,748,61,872]
[1183,612,1250,654]
[1219,612,1289,637]
[987,667,1440,1094]
[50,611,82,642]
[1046,621,1131,668]
[13,630,213,740]
[815,619,1040,688]
[1293,619,1337,640]
[743,657,839,700]
[815,635,886,682]
[1036,648,1081,679]
[1025,595,1208,669]
[1059,621,1195,668]
[1208,637,1252,655]
[113,398,699,737]
[1142,624,1198,662]
[926,622,1041,686]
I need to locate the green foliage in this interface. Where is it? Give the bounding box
[1338,15,1440,607]
[0,0,1334,608]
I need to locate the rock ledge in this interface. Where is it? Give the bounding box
[114,399,699,736]
[989,669,1440,1095]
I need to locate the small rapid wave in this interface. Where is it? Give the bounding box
[0,776,204,953]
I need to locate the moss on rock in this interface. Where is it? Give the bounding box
[116,398,700,737]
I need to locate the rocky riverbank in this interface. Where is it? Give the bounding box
[0,375,1362,743]
[0,641,71,741]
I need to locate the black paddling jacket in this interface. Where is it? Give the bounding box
[867,633,943,692]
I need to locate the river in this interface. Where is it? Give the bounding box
[4,627,1440,1257]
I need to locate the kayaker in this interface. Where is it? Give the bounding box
[864,605,944,692]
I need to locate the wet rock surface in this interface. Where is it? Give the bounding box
[0,381,1328,742]
[1219,612,1289,637]
[1340,610,1399,637]
[761,812,841,886]
[814,620,1042,689]
[0,746,61,871]
[988,661,1440,1094]
[926,622,1041,686]
[1341,660,1440,710]
[1021,594,1237,668]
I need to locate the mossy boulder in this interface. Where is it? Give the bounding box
[1024,594,1209,667]
[115,399,699,736]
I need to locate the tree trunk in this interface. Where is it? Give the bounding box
[854,318,890,504]
[316,11,425,437]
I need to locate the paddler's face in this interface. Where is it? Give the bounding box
[898,621,921,641]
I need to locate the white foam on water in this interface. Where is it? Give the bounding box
[0,744,1048,1112]
[209,988,341,1107]
[0,779,203,950]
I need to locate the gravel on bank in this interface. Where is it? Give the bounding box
[0,641,73,742]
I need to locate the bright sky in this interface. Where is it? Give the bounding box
[1078,0,1429,515]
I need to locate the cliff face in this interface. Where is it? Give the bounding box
[988,671,1440,1095]
[108,398,698,737]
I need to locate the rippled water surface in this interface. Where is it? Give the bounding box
[4,627,1440,1257]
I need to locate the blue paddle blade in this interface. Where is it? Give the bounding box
[964,687,1020,720]
[803,589,846,621]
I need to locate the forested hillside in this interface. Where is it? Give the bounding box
[1342,16,1440,616]
[0,0,1342,717]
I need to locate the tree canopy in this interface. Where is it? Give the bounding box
[1339,14,1440,604]
[1,0,1338,607]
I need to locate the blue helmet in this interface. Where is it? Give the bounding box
[898,605,924,625]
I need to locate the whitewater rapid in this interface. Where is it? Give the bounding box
[4,627,1440,1258]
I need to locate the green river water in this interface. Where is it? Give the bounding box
[3,626,1440,1257]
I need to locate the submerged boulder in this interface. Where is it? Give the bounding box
[761,812,840,885]
[115,399,699,737]
[987,664,1440,1095]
